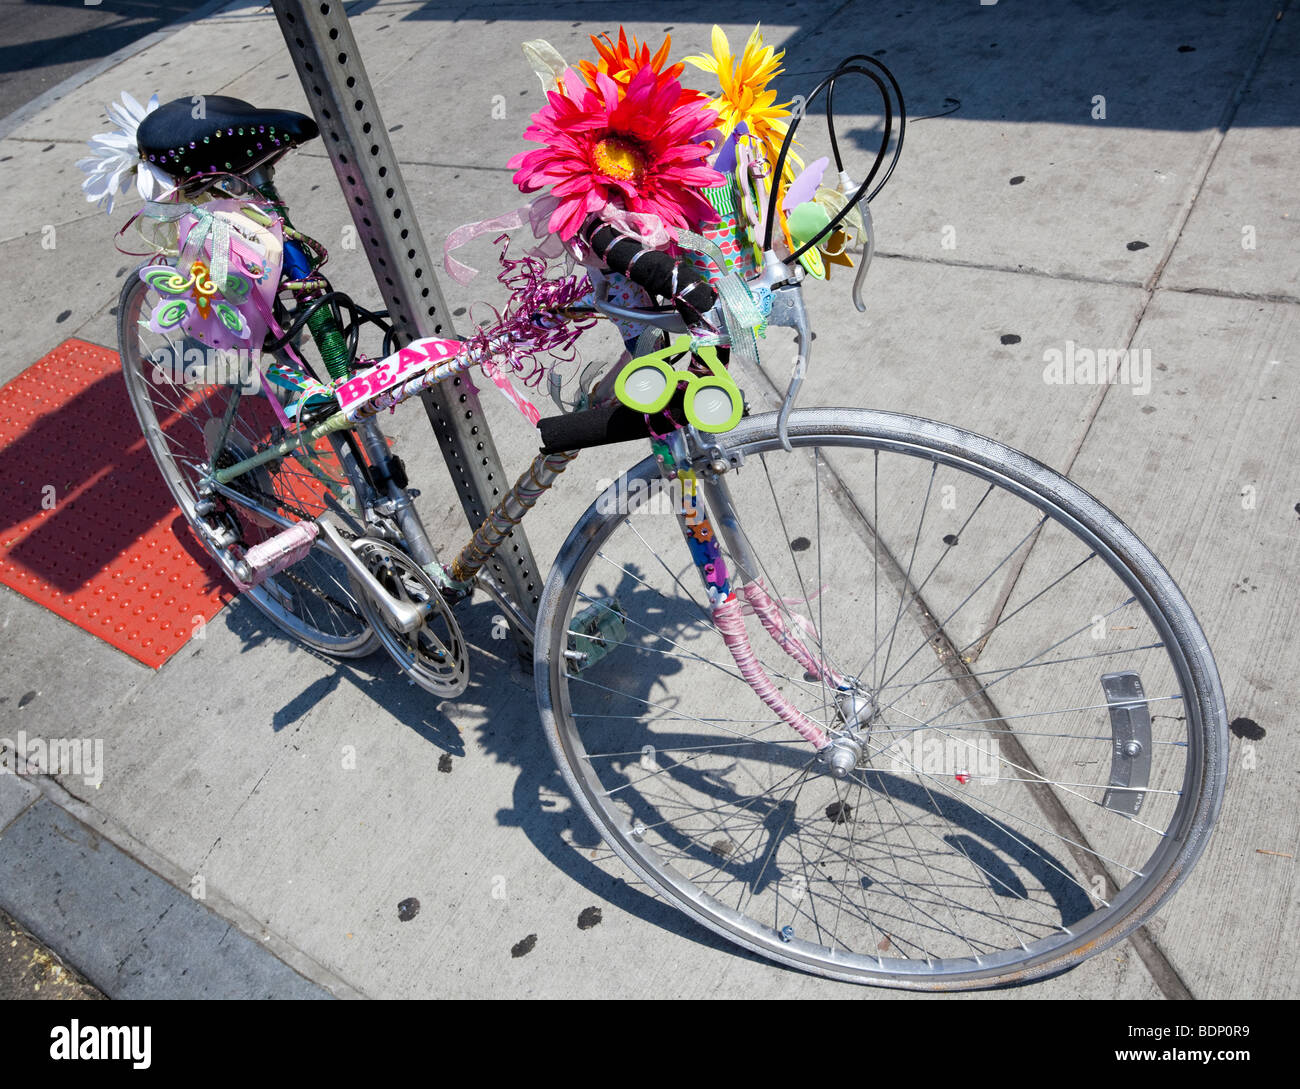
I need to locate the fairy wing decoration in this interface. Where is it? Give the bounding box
[137,195,285,354]
[140,261,252,343]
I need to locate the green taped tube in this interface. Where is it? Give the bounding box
[306,304,351,382]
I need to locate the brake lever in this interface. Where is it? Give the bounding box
[852,200,875,314]
[764,280,811,452]
[833,170,875,315]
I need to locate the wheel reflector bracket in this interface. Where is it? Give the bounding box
[567,597,627,673]
[1101,671,1153,817]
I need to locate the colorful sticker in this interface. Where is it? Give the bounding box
[335,337,463,415]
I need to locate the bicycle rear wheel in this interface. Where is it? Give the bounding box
[535,408,1227,988]
[117,262,378,658]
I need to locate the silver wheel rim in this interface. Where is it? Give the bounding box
[537,409,1226,987]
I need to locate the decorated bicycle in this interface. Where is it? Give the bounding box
[82,25,1227,989]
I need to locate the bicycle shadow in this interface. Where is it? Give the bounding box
[469,557,1093,962]
[223,551,1091,975]
[222,556,766,963]
[223,594,469,758]
[476,565,778,964]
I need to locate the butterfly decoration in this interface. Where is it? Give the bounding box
[139,260,252,345]
[782,156,830,213]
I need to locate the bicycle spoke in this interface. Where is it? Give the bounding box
[119,271,373,655]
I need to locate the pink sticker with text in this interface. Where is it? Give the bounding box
[335,337,463,414]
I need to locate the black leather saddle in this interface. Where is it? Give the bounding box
[136,95,318,181]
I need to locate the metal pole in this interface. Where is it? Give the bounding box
[269,0,544,635]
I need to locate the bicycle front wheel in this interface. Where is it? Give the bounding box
[535,408,1227,989]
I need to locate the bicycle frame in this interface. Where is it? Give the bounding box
[184,191,848,751]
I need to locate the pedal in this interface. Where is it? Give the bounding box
[233,522,320,589]
[566,597,627,673]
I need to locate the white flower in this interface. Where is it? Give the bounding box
[77,92,173,215]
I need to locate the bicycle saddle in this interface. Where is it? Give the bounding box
[136,95,318,181]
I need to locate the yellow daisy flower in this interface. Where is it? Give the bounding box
[685,24,803,185]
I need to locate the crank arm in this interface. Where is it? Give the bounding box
[316,520,425,635]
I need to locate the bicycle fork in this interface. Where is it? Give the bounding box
[661,429,876,776]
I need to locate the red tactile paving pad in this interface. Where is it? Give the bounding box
[0,338,233,667]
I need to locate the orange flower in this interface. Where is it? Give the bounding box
[578,28,703,105]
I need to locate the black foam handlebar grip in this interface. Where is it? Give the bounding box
[539,389,689,454]
[585,222,717,324]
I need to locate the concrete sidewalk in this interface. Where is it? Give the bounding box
[0,0,1295,998]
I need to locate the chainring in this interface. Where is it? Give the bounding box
[350,537,469,698]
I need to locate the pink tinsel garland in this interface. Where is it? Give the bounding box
[464,234,596,392]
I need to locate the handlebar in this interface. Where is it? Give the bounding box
[582,220,718,326]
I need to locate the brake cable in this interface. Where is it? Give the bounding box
[761,54,907,265]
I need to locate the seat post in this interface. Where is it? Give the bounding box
[247,164,353,384]
[246,165,276,202]
[247,166,292,228]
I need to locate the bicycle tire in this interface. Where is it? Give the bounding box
[535,407,1227,989]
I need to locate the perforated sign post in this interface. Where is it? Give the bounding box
[270,0,543,637]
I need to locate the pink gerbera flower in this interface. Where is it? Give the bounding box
[508,64,724,241]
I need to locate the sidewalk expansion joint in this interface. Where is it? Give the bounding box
[872,249,1146,292]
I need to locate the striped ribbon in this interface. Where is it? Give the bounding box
[672,228,765,374]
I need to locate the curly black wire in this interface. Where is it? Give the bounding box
[825,53,907,196]
[264,288,392,366]
[761,54,906,264]
[764,62,896,257]
[762,68,877,259]
[826,68,892,190]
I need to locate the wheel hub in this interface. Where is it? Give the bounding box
[819,736,863,779]
[835,685,876,731]
[819,681,878,778]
